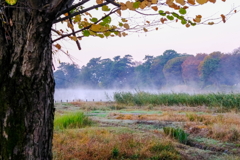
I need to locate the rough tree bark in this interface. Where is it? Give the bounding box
[0,0,72,159]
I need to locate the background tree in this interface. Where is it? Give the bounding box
[134,55,154,88]
[163,55,190,85]
[182,53,207,86]
[54,63,80,88]
[0,0,238,159]
[150,50,180,88]
[199,52,223,87]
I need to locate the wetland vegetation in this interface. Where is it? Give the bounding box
[53,93,240,160]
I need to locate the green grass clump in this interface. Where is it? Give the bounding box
[54,112,92,130]
[163,127,188,144]
[114,92,240,110]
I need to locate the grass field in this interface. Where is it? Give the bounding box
[53,93,240,160]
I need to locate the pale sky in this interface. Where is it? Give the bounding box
[53,0,240,68]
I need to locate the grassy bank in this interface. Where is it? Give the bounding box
[114,92,240,110]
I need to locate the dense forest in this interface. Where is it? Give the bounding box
[54,48,240,90]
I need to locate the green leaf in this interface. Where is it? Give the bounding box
[97,34,104,38]
[104,31,111,37]
[179,8,187,15]
[178,16,185,20]
[90,18,98,23]
[158,10,166,16]
[133,1,140,8]
[119,22,123,27]
[82,30,90,37]
[181,19,187,24]
[188,20,196,26]
[172,12,179,18]
[167,15,174,20]
[102,5,110,11]
[102,16,111,24]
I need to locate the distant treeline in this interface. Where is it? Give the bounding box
[54,48,240,89]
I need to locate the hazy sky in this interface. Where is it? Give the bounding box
[53,0,240,68]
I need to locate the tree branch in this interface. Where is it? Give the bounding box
[52,8,119,43]
[53,2,110,23]
[67,8,81,50]
[56,0,90,18]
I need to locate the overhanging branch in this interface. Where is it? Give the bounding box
[54,2,110,23]
[56,0,90,18]
[52,8,119,43]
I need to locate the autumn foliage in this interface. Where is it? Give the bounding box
[55,48,240,89]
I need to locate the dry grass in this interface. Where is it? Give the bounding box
[53,127,183,160]
[109,111,240,143]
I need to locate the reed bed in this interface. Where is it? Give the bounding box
[114,92,240,109]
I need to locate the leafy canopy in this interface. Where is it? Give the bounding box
[12,0,234,50]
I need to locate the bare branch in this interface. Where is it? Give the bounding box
[56,0,90,18]
[67,7,81,50]
[105,0,121,7]
[54,2,111,23]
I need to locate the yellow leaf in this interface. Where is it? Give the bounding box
[196,0,208,5]
[54,44,61,50]
[5,0,17,5]
[152,0,158,4]
[140,0,148,9]
[193,16,201,23]
[187,0,195,5]
[116,9,121,16]
[69,36,78,41]
[121,18,128,22]
[175,0,185,5]
[96,0,103,4]
[126,1,134,10]
[67,22,74,29]
[120,3,128,10]
[74,15,81,22]
[166,0,174,6]
[151,6,158,11]
[122,32,128,37]
[208,22,214,25]
[90,24,102,31]
[64,13,68,16]
[85,12,92,17]
[123,23,130,29]
[186,23,190,27]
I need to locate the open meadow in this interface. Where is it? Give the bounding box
[53,93,240,160]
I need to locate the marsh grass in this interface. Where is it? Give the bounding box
[114,92,240,110]
[54,112,92,130]
[163,127,188,144]
[53,127,183,160]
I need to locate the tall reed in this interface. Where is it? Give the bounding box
[114,92,240,110]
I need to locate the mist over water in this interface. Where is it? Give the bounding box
[54,85,240,102]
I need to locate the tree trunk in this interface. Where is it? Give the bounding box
[0,1,67,159]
